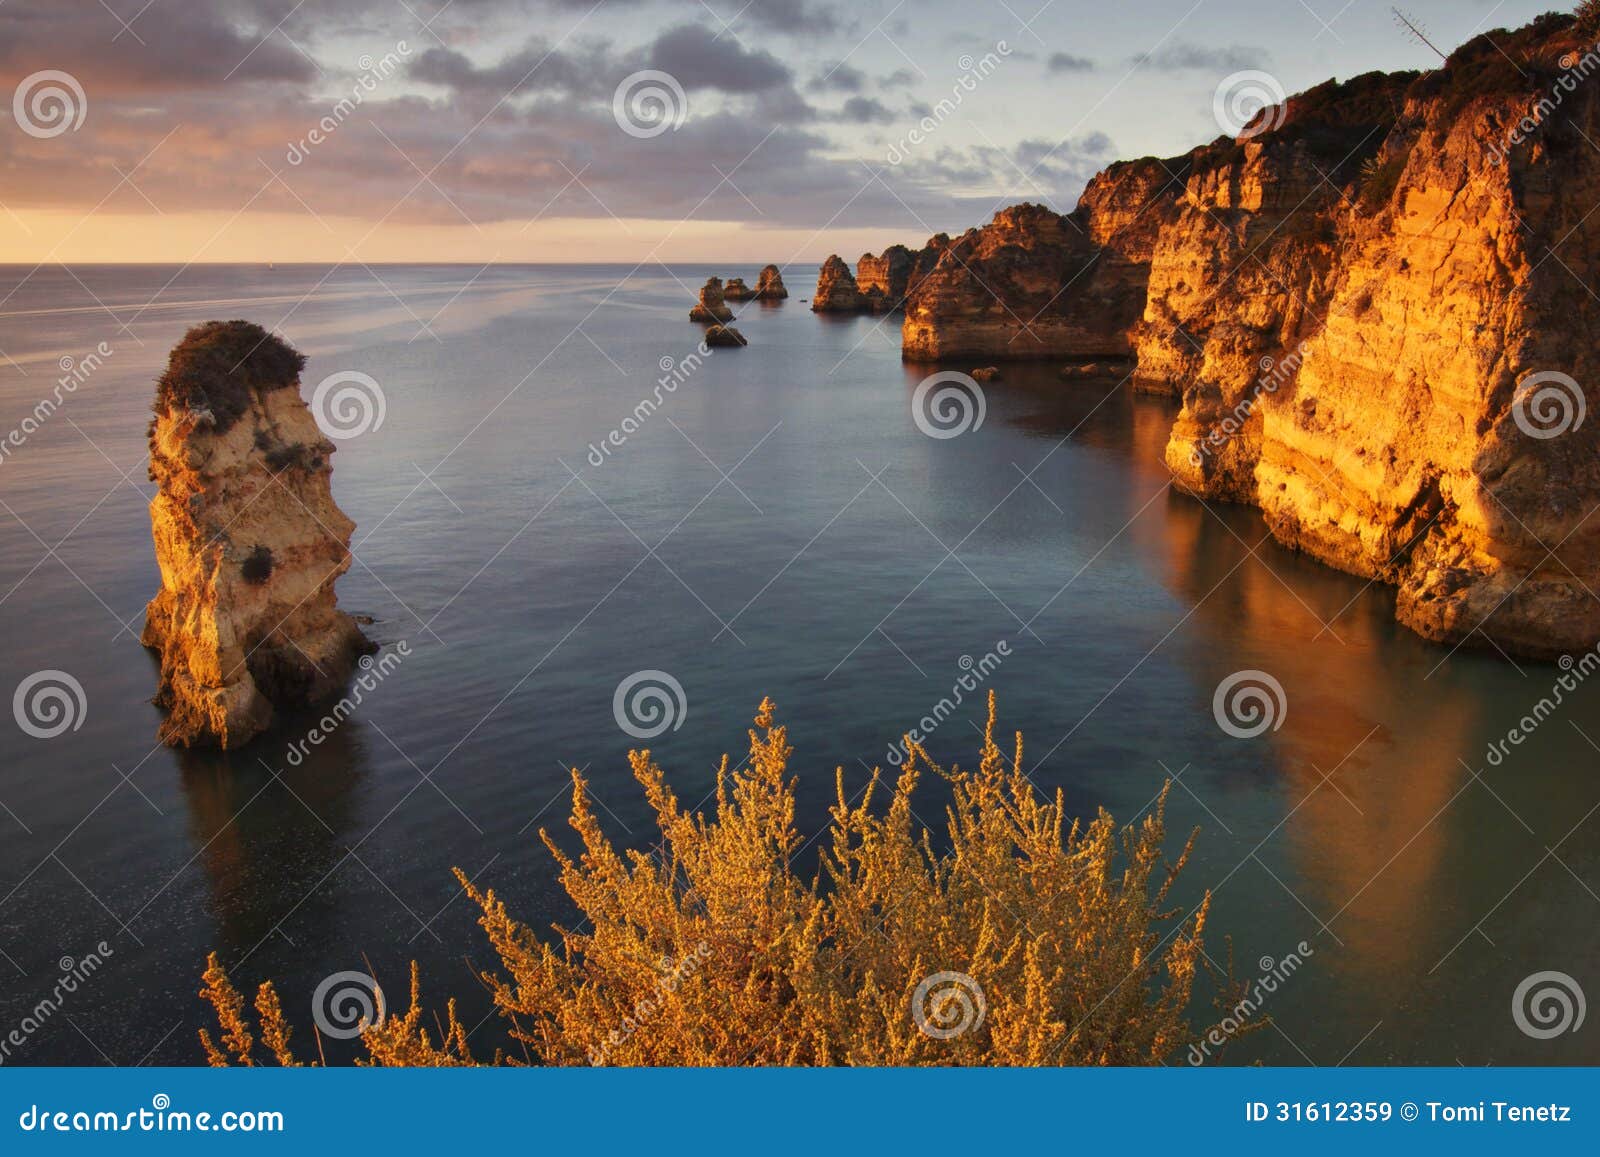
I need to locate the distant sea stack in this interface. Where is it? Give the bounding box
[690,277,734,323]
[755,264,789,300]
[722,277,756,301]
[142,321,373,748]
[811,255,865,312]
[878,10,1600,658]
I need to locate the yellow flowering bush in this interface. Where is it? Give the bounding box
[201,695,1239,1066]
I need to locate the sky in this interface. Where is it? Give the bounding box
[0,0,1561,263]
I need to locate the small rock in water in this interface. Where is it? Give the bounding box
[972,366,1001,382]
[704,324,748,347]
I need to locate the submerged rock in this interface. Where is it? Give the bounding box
[755,264,789,300]
[141,321,373,748]
[704,324,748,347]
[690,277,734,323]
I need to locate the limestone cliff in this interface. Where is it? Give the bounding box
[142,321,372,747]
[887,11,1600,658]
[901,158,1188,361]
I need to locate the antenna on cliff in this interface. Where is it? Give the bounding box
[1391,7,1447,62]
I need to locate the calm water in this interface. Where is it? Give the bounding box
[0,263,1595,1066]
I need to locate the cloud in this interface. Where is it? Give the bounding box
[811,63,867,92]
[1047,52,1095,73]
[834,96,896,125]
[1129,41,1268,71]
[647,24,792,92]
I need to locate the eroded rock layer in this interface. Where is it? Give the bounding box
[142,321,372,747]
[893,12,1600,657]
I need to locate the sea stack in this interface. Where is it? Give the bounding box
[754,265,788,300]
[722,277,756,301]
[811,255,865,312]
[142,321,373,748]
[690,277,735,322]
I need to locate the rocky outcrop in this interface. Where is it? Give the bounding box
[704,324,748,347]
[901,160,1189,360]
[811,255,865,312]
[884,11,1600,658]
[755,264,789,300]
[856,245,916,308]
[722,277,756,301]
[142,321,373,748]
[690,277,734,323]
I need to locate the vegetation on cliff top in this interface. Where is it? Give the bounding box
[200,696,1245,1066]
[153,320,306,436]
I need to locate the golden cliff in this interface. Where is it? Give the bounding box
[892,11,1600,658]
[142,321,372,747]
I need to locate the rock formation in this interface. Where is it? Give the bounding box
[881,11,1600,658]
[755,264,789,300]
[704,324,748,347]
[722,277,756,301]
[811,255,866,312]
[901,161,1187,361]
[142,321,373,747]
[690,277,734,323]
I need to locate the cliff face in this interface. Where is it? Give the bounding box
[892,12,1600,658]
[901,158,1188,361]
[142,321,372,747]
